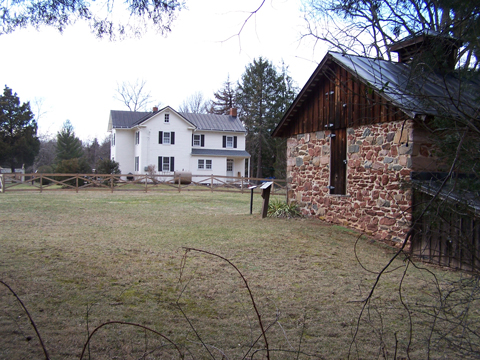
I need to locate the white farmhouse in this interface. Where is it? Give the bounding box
[108,106,250,178]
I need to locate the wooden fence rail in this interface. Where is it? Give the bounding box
[0,173,288,197]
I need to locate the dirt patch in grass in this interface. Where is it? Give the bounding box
[0,191,477,359]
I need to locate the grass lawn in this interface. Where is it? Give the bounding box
[0,191,477,359]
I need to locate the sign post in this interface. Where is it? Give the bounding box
[248,185,257,214]
[260,182,273,219]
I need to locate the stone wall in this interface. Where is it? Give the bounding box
[286,120,430,242]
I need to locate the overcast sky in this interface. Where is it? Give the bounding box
[0,0,327,142]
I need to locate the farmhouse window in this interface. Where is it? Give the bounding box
[192,134,205,147]
[135,131,140,145]
[222,135,237,148]
[134,156,139,171]
[112,133,115,146]
[198,159,212,170]
[164,114,170,123]
[329,128,347,195]
[159,131,175,145]
[158,156,175,172]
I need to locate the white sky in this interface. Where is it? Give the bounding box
[0,0,327,142]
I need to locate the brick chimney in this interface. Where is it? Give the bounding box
[153,106,158,112]
[229,108,237,117]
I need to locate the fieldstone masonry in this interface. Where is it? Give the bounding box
[287,120,428,242]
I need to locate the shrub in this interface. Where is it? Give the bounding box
[267,198,301,218]
[36,165,53,185]
[96,158,120,175]
[55,158,92,186]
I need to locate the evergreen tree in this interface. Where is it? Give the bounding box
[55,120,83,163]
[210,75,237,115]
[96,158,121,174]
[84,137,100,169]
[237,58,296,179]
[0,86,40,172]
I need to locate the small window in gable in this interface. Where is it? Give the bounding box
[164,114,170,123]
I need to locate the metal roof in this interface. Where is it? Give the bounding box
[110,110,150,128]
[180,112,245,132]
[328,52,480,118]
[191,148,250,157]
[110,108,245,133]
[273,51,480,136]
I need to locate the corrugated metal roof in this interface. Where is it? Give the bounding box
[273,51,480,137]
[191,148,250,157]
[329,52,480,118]
[110,108,245,133]
[179,112,245,132]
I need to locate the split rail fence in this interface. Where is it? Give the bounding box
[0,173,287,196]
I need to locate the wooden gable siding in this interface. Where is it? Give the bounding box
[278,63,409,137]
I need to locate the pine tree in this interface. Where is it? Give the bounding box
[55,120,83,163]
[210,76,237,115]
[0,86,40,172]
[237,58,296,178]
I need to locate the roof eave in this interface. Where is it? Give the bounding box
[273,53,334,137]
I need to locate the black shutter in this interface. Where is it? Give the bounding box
[201,134,205,147]
[171,132,175,145]
[223,136,226,148]
[234,136,237,148]
[158,156,162,171]
[159,131,163,144]
[192,134,194,146]
[170,157,175,172]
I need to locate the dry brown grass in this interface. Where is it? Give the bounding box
[0,191,476,359]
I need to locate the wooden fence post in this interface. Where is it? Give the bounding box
[76,175,79,193]
[40,174,43,193]
[0,173,4,193]
[211,175,213,192]
[111,174,114,193]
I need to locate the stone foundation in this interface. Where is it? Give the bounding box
[286,120,433,242]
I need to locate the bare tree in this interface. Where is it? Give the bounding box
[114,79,154,112]
[302,0,479,69]
[178,91,210,114]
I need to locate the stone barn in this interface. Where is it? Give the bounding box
[272,33,478,243]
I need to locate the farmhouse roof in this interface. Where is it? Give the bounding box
[110,107,245,133]
[273,51,480,136]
